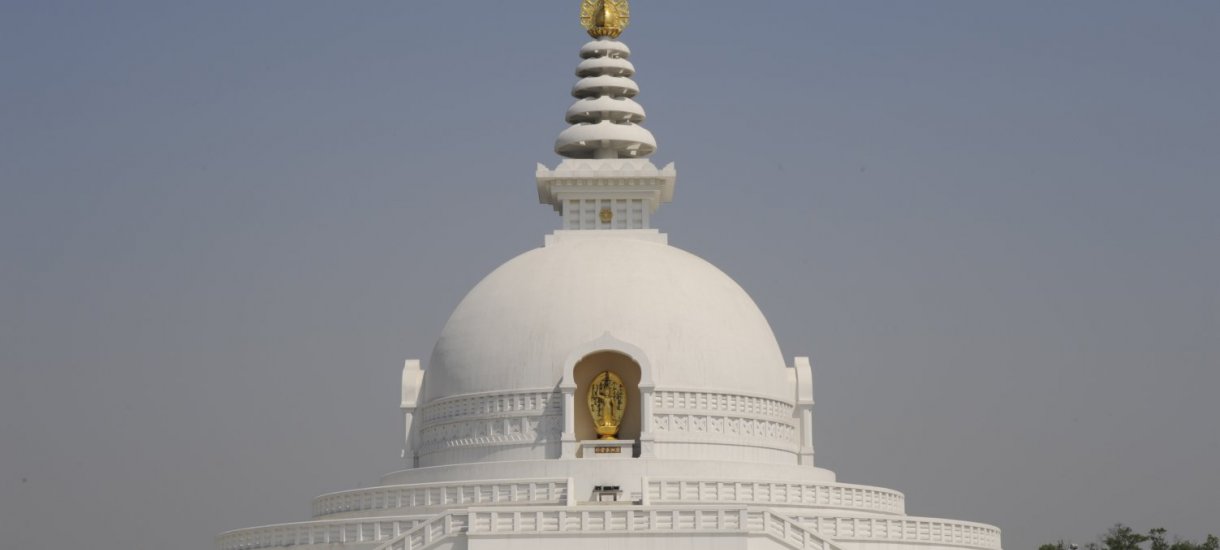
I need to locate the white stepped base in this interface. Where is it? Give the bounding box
[219,506,1001,550]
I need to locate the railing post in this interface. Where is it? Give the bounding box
[560,383,577,458]
[638,385,655,457]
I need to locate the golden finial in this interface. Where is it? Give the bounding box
[581,0,630,39]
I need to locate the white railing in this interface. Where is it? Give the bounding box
[647,479,905,515]
[313,479,569,517]
[466,506,750,534]
[459,507,850,550]
[217,517,423,550]
[375,511,469,550]
[220,505,999,550]
[653,390,794,419]
[750,509,846,550]
[794,515,1003,550]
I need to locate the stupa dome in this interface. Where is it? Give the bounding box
[217,6,1003,550]
[407,233,805,468]
[422,235,790,404]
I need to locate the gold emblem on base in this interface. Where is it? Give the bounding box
[587,371,627,439]
[599,207,614,224]
[580,0,630,39]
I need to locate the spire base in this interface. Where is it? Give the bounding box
[537,158,676,230]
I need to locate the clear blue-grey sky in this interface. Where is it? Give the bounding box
[1,2,1217,550]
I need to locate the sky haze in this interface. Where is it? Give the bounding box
[2,3,1218,550]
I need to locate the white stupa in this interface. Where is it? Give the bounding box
[218,3,1002,550]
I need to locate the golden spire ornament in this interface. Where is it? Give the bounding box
[581,0,630,39]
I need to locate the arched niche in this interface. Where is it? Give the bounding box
[572,351,642,445]
[559,333,656,458]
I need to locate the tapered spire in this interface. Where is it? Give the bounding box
[538,0,673,231]
[557,0,655,160]
[554,38,655,159]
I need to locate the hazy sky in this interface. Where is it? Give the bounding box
[2,2,1217,550]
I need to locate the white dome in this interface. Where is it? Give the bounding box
[422,235,791,404]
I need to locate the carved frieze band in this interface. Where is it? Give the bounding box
[417,391,564,456]
[417,415,562,455]
[651,390,798,446]
[651,414,797,442]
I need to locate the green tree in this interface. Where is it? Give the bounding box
[1169,534,1219,550]
[1042,524,1217,550]
[1105,524,1150,550]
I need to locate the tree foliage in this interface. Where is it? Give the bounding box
[1041,525,1218,550]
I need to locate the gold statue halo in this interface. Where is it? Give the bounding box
[581,0,630,39]
[587,371,627,440]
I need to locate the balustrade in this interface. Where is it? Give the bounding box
[647,479,905,515]
[221,503,999,550]
[313,479,568,517]
[217,518,422,550]
[794,515,1002,550]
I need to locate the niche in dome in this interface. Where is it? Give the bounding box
[573,351,641,456]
